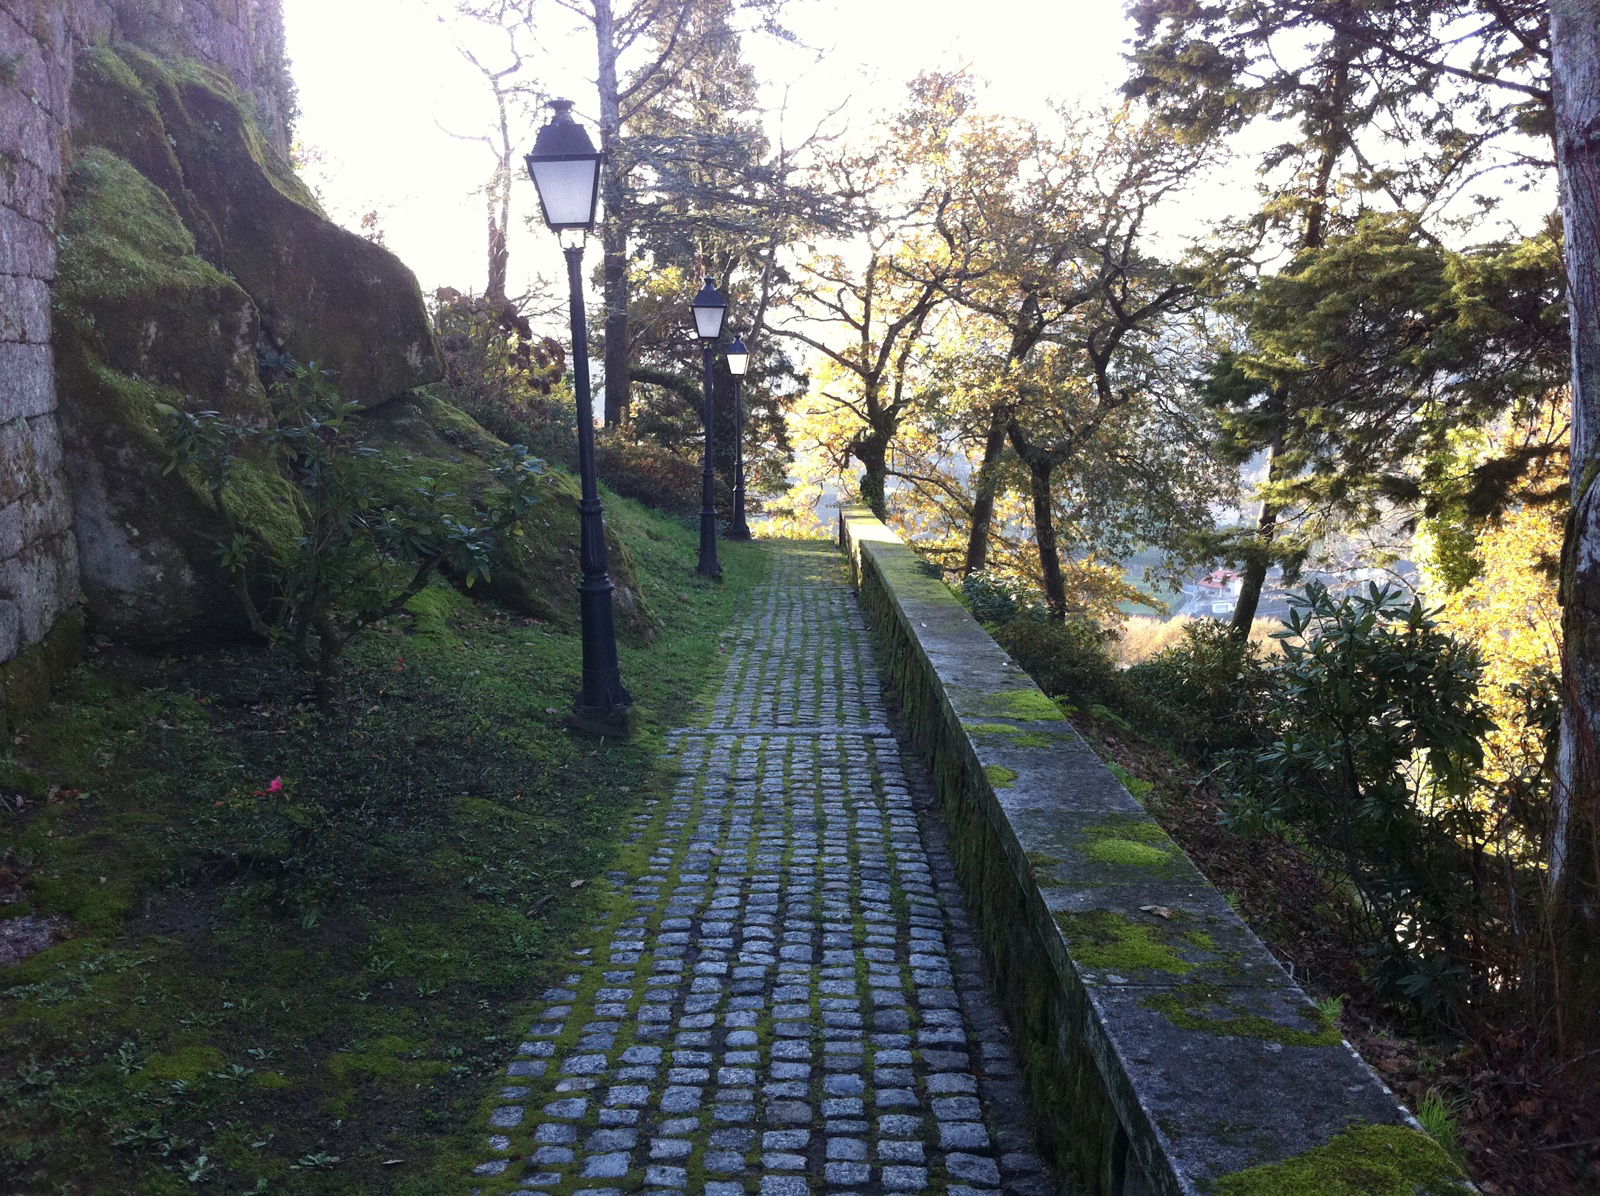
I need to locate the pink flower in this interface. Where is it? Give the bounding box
[253,776,284,796]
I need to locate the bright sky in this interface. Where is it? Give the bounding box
[283,0,1135,301]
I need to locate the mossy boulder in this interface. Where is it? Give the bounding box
[69,46,439,406]
[358,388,648,632]
[53,149,303,641]
[51,44,443,640]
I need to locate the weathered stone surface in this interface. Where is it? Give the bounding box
[46,43,442,644]
[72,45,440,408]
[0,531,78,645]
[0,275,52,345]
[469,543,1055,1192]
[838,506,1474,1196]
[52,147,297,641]
[0,210,54,280]
[0,0,296,704]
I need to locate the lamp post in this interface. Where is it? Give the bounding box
[725,335,752,540]
[690,278,727,578]
[525,99,632,737]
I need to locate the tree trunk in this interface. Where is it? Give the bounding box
[855,434,890,523]
[487,84,512,302]
[1229,40,1349,638]
[1028,458,1066,621]
[600,225,629,428]
[964,405,1010,575]
[1230,430,1284,640]
[594,0,630,428]
[486,210,508,302]
[1552,0,1600,1063]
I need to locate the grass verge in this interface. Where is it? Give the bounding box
[0,493,768,1195]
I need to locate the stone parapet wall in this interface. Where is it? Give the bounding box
[838,506,1473,1196]
[0,0,288,715]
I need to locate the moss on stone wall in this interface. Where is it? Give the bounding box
[53,145,304,639]
[67,44,437,411]
[977,687,1062,721]
[842,511,1451,1196]
[963,721,1056,748]
[0,611,85,736]
[1080,816,1184,874]
[1208,1124,1472,1195]
[1054,908,1199,976]
[52,44,462,644]
[1144,983,1343,1049]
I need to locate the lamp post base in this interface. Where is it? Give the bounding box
[568,703,635,739]
[726,521,752,541]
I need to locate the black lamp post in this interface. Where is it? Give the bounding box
[690,278,727,578]
[724,335,752,540]
[525,99,632,737]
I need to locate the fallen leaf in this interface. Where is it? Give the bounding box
[568,878,585,889]
[1140,905,1175,919]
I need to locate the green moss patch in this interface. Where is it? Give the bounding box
[1084,816,1166,843]
[1080,816,1181,873]
[1145,983,1343,1048]
[978,688,1062,721]
[138,1044,225,1085]
[963,722,1056,749]
[1054,909,1197,976]
[1209,1124,1472,1195]
[1027,850,1066,889]
[984,764,1018,788]
[0,612,86,734]
[1086,838,1171,869]
[0,498,767,1194]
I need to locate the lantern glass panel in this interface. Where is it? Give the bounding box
[529,157,600,229]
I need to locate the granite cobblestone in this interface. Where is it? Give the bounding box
[473,542,1058,1193]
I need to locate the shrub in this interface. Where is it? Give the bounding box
[962,571,1048,624]
[432,288,564,421]
[166,361,545,703]
[1119,613,1286,666]
[1223,582,1497,1022]
[431,287,579,464]
[594,435,703,516]
[988,616,1124,709]
[1124,619,1276,758]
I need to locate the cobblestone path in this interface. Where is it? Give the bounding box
[473,541,1058,1195]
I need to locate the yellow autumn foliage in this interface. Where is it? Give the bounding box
[1433,500,1561,785]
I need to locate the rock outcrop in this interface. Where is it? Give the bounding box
[53,43,644,644]
[54,45,443,640]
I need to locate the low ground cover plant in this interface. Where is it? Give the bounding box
[0,491,766,1194]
